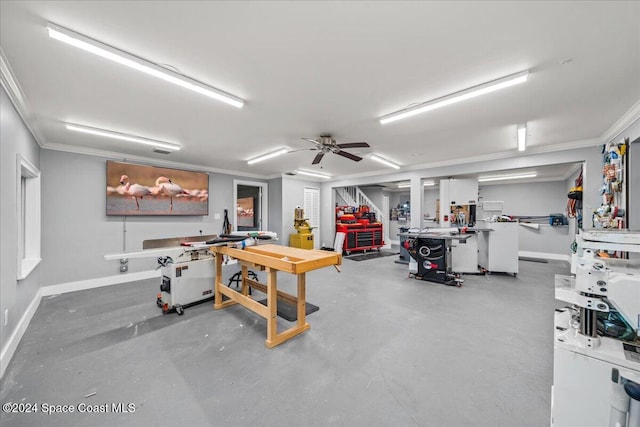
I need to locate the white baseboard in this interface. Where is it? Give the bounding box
[519,251,571,262]
[40,270,160,296]
[1,288,42,379]
[1,269,160,379]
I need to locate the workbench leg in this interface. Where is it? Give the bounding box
[297,273,307,328]
[241,264,249,296]
[266,268,278,346]
[213,254,223,308]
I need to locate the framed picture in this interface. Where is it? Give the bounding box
[237,196,255,227]
[106,160,209,216]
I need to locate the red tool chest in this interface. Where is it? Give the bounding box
[335,205,385,255]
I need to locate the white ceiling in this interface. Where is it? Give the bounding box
[1,1,639,180]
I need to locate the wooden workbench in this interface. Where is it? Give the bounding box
[209,244,342,348]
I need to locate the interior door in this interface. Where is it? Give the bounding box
[382,194,390,246]
[304,187,320,249]
[234,180,268,232]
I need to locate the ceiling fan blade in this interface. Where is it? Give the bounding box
[312,152,326,164]
[336,142,370,149]
[335,150,363,162]
[302,137,320,145]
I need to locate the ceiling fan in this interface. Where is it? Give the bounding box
[298,135,370,165]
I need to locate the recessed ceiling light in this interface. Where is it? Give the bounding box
[379,70,529,124]
[65,123,181,151]
[47,22,245,108]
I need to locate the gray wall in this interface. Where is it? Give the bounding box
[479,180,574,255]
[478,180,570,219]
[40,149,265,286]
[423,188,439,220]
[267,177,283,243]
[1,87,41,353]
[359,186,384,209]
[281,177,321,247]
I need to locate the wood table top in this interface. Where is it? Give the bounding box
[210,244,341,274]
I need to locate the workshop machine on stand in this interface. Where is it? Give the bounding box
[105,232,277,315]
[290,207,315,249]
[156,246,217,315]
[400,229,470,287]
[552,230,640,427]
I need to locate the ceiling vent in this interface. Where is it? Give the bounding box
[153,148,171,154]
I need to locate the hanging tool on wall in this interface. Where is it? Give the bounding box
[567,169,583,228]
[592,139,627,230]
[222,208,232,234]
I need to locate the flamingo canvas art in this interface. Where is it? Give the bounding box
[106,161,209,216]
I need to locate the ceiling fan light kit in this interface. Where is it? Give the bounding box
[379,70,529,125]
[300,135,370,165]
[369,154,400,169]
[247,148,288,165]
[47,22,245,108]
[65,123,181,151]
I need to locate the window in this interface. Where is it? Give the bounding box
[17,155,40,280]
[304,187,320,249]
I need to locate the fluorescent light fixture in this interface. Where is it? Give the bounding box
[397,181,435,188]
[370,154,400,169]
[295,169,331,179]
[517,123,527,151]
[47,22,245,108]
[379,70,529,124]
[478,172,537,182]
[65,123,181,151]
[247,148,288,165]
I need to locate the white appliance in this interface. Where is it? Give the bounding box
[439,178,478,226]
[552,231,640,427]
[156,247,240,315]
[440,178,480,273]
[104,232,278,315]
[477,221,518,276]
[452,233,479,273]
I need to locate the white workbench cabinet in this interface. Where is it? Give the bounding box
[477,221,519,276]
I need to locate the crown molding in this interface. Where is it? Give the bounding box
[600,98,640,144]
[42,142,267,180]
[0,48,45,148]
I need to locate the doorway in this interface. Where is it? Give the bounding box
[304,186,320,249]
[382,194,390,247]
[233,180,268,232]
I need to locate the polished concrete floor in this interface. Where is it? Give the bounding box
[1,255,567,426]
